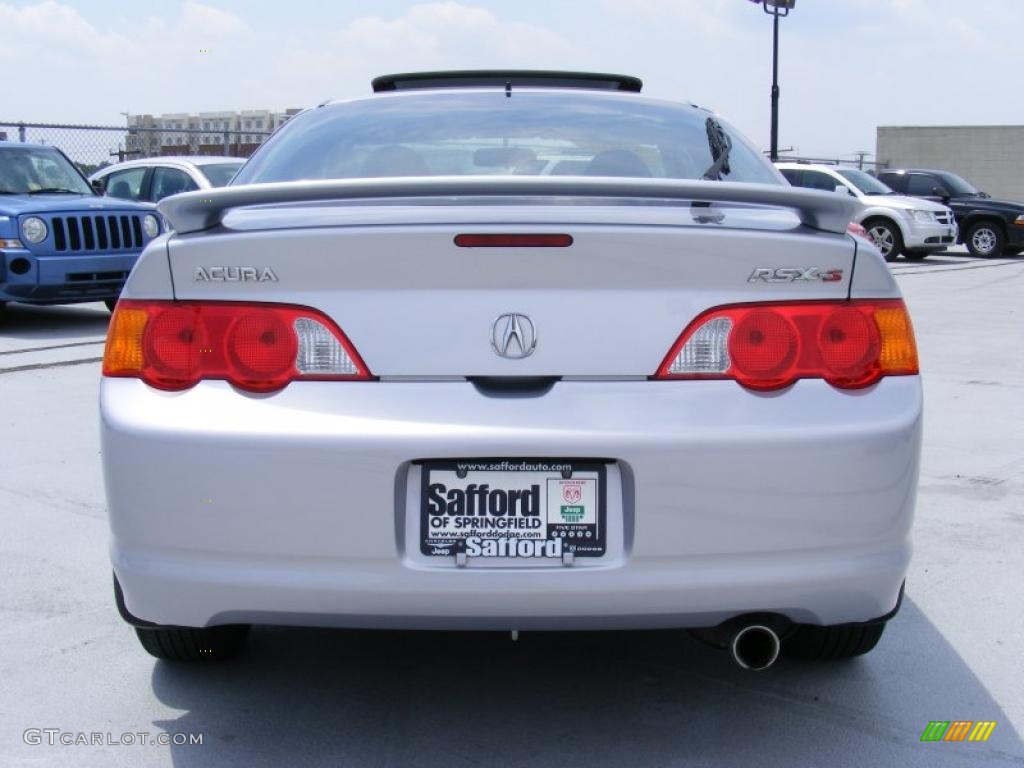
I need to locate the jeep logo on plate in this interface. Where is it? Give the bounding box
[194,266,278,282]
[748,267,843,283]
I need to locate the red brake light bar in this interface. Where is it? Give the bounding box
[454,234,573,248]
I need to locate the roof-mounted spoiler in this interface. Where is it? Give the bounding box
[158,177,858,236]
[371,70,643,93]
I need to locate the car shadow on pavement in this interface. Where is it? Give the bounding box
[0,302,110,343]
[149,598,1023,768]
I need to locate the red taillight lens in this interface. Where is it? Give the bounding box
[656,300,918,391]
[225,311,298,391]
[817,307,880,385]
[729,309,799,388]
[143,306,205,389]
[104,301,371,392]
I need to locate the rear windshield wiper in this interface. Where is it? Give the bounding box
[28,187,83,195]
[0,189,21,194]
[702,117,733,181]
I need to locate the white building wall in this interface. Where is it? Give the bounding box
[877,126,1024,201]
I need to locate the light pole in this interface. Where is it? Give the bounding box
[753,0,796,162]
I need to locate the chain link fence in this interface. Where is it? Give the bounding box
[0,122,271,176]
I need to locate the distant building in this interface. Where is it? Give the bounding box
[126,108,302,158]
[876,125,1024,201]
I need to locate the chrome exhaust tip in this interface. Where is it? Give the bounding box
[730,624,781,671]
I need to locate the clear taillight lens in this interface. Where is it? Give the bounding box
[656,300,918,390]
[665,316,732,375]
[293,317,361,376]
[104,301,371,392]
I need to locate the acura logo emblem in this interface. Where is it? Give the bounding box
[492,313,537,359]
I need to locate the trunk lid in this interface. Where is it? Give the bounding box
[167,201,855,378]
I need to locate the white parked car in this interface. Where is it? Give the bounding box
[777,162,957,261]
[101,71,921,669]
[89,156,244,204]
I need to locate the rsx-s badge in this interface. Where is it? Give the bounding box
[194,266,279,282]
[748,267,843,283]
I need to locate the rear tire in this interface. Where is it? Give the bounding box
[965,221,1004,258]
[134,625,249,662]
[864,219,903,262]
[782,622,885,660]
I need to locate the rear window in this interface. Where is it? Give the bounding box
[233,91,781,186]
[837,168,893,196]
[199,163,243,187]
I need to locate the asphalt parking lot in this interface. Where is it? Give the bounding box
[1,250,1022,768]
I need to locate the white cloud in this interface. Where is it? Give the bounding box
[180,1,252,37]
[2,0,1023,159]
[251,2,584,110]
[0,0,127,57]
[0,1,264,120]
[1,0,582,123]
[330,2,581,72]
[605,0,751,39]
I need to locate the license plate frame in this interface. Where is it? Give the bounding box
[418,458,608,560]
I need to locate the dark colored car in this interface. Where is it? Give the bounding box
[0,143,161,312]
[878,169,1024,258]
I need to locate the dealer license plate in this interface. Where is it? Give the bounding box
[420,459,606,560]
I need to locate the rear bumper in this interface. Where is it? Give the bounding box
[0,248,138,303]
[101,376,922,630]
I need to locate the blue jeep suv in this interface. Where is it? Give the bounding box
[0,143,160,311]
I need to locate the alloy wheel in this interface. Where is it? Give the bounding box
[971,227,997,256]
[868,225,895,258]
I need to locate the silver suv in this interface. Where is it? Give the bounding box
[777,162,957,261]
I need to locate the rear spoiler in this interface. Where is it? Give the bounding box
[158,177,858,236]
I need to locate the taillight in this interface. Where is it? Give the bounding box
[847,221,870,240]
[655,300,918,390]
[104,301,371,392]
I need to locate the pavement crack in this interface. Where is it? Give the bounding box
[0,339,105,356]
[0,356,103,374]
[893,261,1024,277]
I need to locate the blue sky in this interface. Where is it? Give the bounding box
[4,0,1022,159]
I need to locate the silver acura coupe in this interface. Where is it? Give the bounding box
[101,71,921,670]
